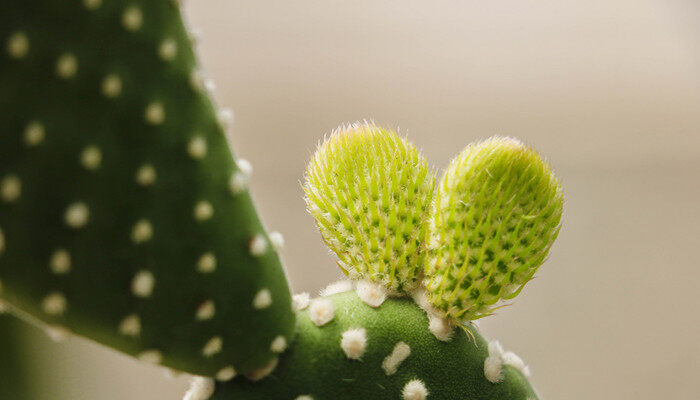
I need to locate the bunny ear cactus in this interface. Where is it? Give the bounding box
[0,0,294,378]
[206,124,562,400]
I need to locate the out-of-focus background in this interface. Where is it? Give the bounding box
[19,1,700,399]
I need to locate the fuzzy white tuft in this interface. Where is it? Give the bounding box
[484,355,503,383]
[295,396,314,400]
[248,234,268,256]
[80,146,102,170]
[42,292,67,315]
[83,0,102,10]
[183,376,215,400]
[102,74,122,98]
[131,220,153,243]
[428,315,453,342]
[308,298,335,327]
[340,328,367,360]
[56,53,78,79]
[245,358,278,381]
[135,164,157,186]
[131,270,155,298]
[65,202,89,228]
[382,341,411,375]
[252,288,272,309]
[229,172,249,194]
[7,32,29,59]
[356,280,387,308]
[320,280,354,297]
[217,109,234,129]
[122,6,143,31]
[216,366,237,382]
[158,38,178,61]
[269,231,285,250]
[292,292,310,311]
[196,300,216,321]
[202,336,223,357]
[503,351,531,377]
[270,335,288,353]
[194,201,214,221]
[188,136,208,159]
[119,314,141,337]
[488,340,504,359]
[402,379,428,400]
[50,249,71,275]
[236,159,253,177]
[145,102,166,125]
[138,349,163,365]
[23,121,45,146]
[1,174,21,202]
[197,253,217,273]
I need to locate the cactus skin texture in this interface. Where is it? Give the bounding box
[211,289,538,400]
[304,123,435,292]
[0,315,32,399]
[0,0,294,377]
[425,138,563,321]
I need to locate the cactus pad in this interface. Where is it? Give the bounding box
[0,0,294,377]
[208,289,539,400]
[304,123,435,292]
[424,137,563,320]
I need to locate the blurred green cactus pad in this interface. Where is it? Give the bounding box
[0,0,294,377]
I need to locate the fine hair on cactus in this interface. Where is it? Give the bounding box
[0,2,566,400]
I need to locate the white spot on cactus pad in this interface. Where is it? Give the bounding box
[183,377,215,400]
[382,341,411,375]
[292,292,310,312]
[320,280,353,297]
[356,280,387,308]
[145,102,165,125]
[503,351,531,377]
[188,136,207,159]
[270,335,287,353]
[102,74,122,98]
[50,249,71,274]
[138,349,163,365]
[42,292,67,315]
[229,171,249,194]
[253,289,272,309]
[217,108,233,129]
[194,201,214,221]
[131,220,153,244]
[237,159,253,176]
[135,164,157,186]
[202,336,222,357]
[245,357,278,381]
[1,174,21,202]
[189,69,204,92]
[428,315,453,342]
[24,121,45,146]
[197,253,216,273]
[45,325,71,342]
[64,202,89,228]
[402,379,428,400]
[83,0,102,10]
[56,54,78,79]
[131,270,155,298]
[295,396,314,400]
[81,146,102,170]
[216,366,237,382]
[269,231,285,250]
[340,328,367,360]
[122,6,143,31]
[196,300,216,321]
[119,314,141,337]
[308,298,334,327]
[158,38,178,61]
[7,32,29,59]
[248,234,267,256]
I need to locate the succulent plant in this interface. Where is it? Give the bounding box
[0,1,563,400]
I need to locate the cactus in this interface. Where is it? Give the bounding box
[0,0,294,378]
[0,2,564,400]
[0,315,33,399]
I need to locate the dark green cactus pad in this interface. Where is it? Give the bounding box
[211,290,538,400]
[0,0,294,377]
[0,315,33,399]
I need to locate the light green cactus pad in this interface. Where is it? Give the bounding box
[208,289,538,400]
[304,123,435,292]
[0,0,294,377]
[424,137,563,321]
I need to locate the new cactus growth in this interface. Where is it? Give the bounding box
[0,1,564,399]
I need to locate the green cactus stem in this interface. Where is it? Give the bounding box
[0,0,294,378]
[424,137,563,321]
[203,288,538,400]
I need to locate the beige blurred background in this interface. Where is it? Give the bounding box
[26,0,700,399]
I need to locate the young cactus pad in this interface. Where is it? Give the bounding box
[425,138,563,321]
[0,0,294,377]
[208,288,538,400]
[304,123,435,291]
